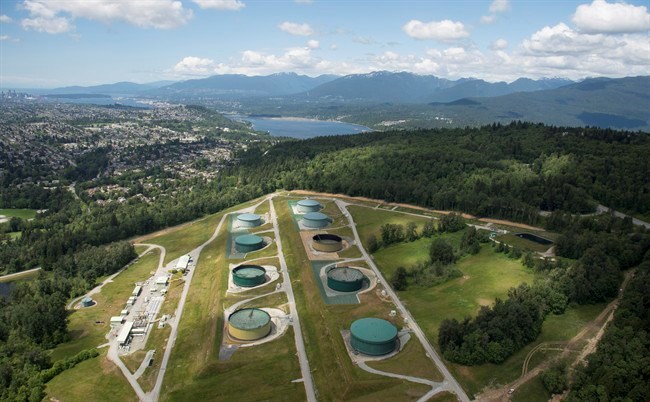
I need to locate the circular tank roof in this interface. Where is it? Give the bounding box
[303,212,329,221]
[298,199,322,207]
[351,318,398,344]
[238,213,261,222]
[235,234,264,246]
[233,265,266,278]
[229,308,271,330]
[313,233,342,243]
[328,267,363,282]
[82,297,92,302]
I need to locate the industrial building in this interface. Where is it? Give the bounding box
[350,318,398,356]
[81,297,94,307]
[132,285,142,297]
[301,212,331,229]
[297,199,323,213]
[117,321,134,346]
[228,308,272,341]
[155,276,169,288]
[312,233,343,252]
[232,265,267,287]
[175,255,190,271]
[237,213,262,228]
[110,316,124,326]
[327,267,364,292]
[235,234,265,253]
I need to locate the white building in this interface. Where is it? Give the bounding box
[175,255,190,271]
[117,321,134,345]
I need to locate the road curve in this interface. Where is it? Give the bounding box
[336,199,471,402]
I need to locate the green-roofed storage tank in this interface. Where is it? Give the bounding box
[350,318,398,356]
[81,297,94,307]
[313,233,343,252]
[297,199,323,213]
[232,264,267,287]
[327,267,364,292]
[302,212,331,229]
[234,234,264,253]
[237,213,262,228]
[228,308,272,341]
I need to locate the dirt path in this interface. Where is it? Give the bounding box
[475,269,635,401]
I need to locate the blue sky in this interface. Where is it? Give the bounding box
[0,0,648,87]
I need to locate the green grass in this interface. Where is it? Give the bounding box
[367,335,443,381]
[428,392,460,402]
[49,249,160,362]
[495,234,552,253]
[274,196,443,400]
[8,231,22,240]
[162,210,304,402]
[348,205,434,244]
[512,376,551,402]
[45,349,138,402]
[0,267,42,283]
[0,208,37,219]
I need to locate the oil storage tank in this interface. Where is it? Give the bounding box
[312,233,343,252]
[228,308,272,341]
[297,199,322,213]
[350,318,398,356]
[301,212,331,229]
[237,213,262,228]
[235,234,265,253]
[233,265,267,287]
[327,267,364,292]
[81,297,94,307]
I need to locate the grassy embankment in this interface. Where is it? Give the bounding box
[274,196,441,401]
[161,200,305,402]
[0,208,38,219]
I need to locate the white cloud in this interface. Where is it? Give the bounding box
[278,21,314,36]
[489,0,510,13]
[20,0,193,34]
[480,15,496,24]
[572,0,650,34]
[0,35,9,40]
[173,56,217,75]
[491,38,508,50]
[294,0,313,3]
[353,36,376,45]
[402,19,470,41]
[192,0,245,11]
[307,39,319,49]
[0,15,13,23]
[22,16,73,34]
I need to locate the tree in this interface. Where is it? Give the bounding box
[367,234,379,253]
[405,222,418,242]
[439,213,466,233]
[541,363,568,394]
[430,239,455,265]
[391,266,408,291]
[422,220,436,237]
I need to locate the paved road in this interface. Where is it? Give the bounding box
[269,196,318,402]
[597,204,650,229]
[145,213,229,402]
[336,199,470,402]
[0,267,42,283]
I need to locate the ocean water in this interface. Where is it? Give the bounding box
[242,116,372,139]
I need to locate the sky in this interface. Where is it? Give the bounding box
[0,0,649,87]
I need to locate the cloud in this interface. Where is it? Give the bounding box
[294,0,313,3]
[0,35,9,40]
[307,39,319,49]
[480,15,496,24]
[489,0,510,13]
[192,0,245,11]
[353,36,376,45]
[278,21,314,36]
[0,15,13,23]
[173,56,217,75]
[572,0,650,34]
[402,19,469,41]
[491,38,508,50]
[20,0,193,34]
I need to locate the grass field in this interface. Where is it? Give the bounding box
[0,208,37,219]
[46,349,137,402]
[512,376,551,402]
[274,197,443,400]
[161,210,305,402]
[49,249,160,362]
[348,205,435,244]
